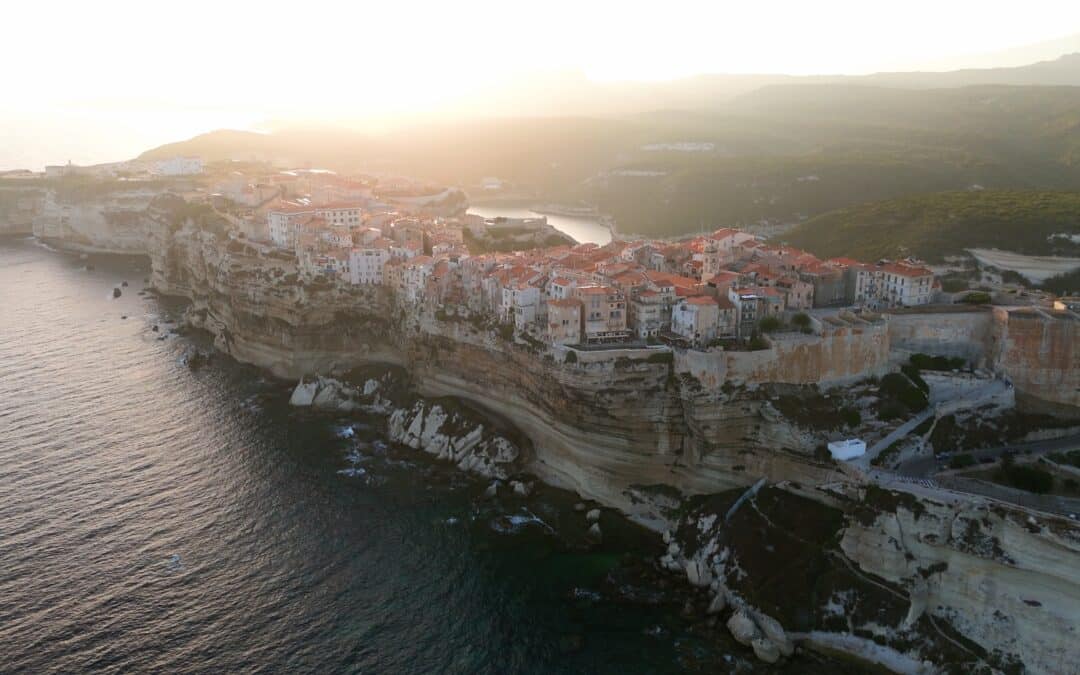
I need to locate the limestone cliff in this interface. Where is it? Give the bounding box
[840,486,1080,675]
[663,484,1079,674]
[142,204,845,526]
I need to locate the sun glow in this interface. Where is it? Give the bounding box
[2,0,1079,168]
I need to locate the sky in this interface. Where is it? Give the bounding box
[2,0,1080,169]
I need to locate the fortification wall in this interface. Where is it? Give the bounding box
[675,322,891,389]
[886,308,995,366]
[992,308,1080,413]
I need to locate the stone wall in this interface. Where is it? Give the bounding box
[886,307,995,366]
[675,321,891,389]
[991,308,1080,413]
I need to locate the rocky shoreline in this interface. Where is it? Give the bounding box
[276,368,1079,673]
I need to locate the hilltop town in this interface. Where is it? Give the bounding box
[218,163,941,350]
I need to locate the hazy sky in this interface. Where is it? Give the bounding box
[2,0,1079,168]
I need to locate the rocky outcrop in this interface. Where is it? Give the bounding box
[661,484,1080,674]
[841,487,1080,675]
[387,400,522,479]
[289,376,364,411]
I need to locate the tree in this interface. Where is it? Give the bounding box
[791,312,811,330]
[564,350,578,364]
[759,316,782,332]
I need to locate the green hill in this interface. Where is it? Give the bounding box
[777,190,1080,261]
[140,85,1080,237]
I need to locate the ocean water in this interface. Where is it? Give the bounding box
[0,238,741,673]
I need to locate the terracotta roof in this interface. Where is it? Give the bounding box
[548,298,582,308]
[686,296,718,306]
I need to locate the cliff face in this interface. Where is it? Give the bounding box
[32,186,162,254]
[663,484,1080,674]
[0,185,43,235]
[144,210,845,526]
[840,488,1080,675]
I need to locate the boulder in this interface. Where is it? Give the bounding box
[587,523,602,542]
[685,559,712,588]
[659,554,682,572]
[726,609,761,646]
[706,592,727,615]
[585,508,601,523]
[289,379,319,407]
[484,481,499,499]
[752,611,794,657]
[751,638,781,664]
[512,481,531,497]
[573,502,586,513]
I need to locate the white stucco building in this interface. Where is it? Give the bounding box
[349,247,391,285]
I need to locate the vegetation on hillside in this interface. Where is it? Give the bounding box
[142,85,1080,238]
[778,190,1080,261]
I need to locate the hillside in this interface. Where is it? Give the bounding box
[777,190,1080,262]
[140,84,1080,237]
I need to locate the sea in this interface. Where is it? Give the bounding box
[0,237,741,673]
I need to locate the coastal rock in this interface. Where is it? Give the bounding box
[512,480,531,497]
[287,377,359,411]
[726,609,761,646]
[751,638,781,664]
[685,559,712,588]
[706,592,727,615]
[289,379,319,406]
[587,523,602,542]
[586,508,601,523]
[751,611,793,657]
[387,401,521,480]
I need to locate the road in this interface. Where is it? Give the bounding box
[896,432,1080,478]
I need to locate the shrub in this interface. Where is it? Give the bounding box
[879,401,907,421]
[961,291,992,305]
[564,350,578,364]
[900,364,929,393]
[898,387,929,413]
[941,278,968,293]
[791,312,812,330]
[646,351,673,365]
[841,408,862,428]
[879,373,913,397]
[498,324,515,341]
[759,316,782,332]
[747,335,770,351]
[995,464,1054,494]
[949,453,976,469]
